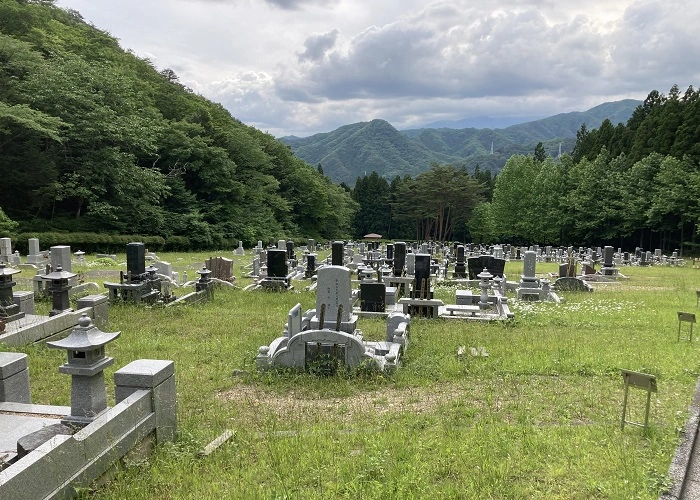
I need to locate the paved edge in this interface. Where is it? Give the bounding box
[660,377,700,499]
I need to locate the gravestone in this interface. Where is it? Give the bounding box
[312,266,357,333]
[152,261,173,280]
[252,256,260,277]
[412,254,432,299]
[467,255,506,279]
[0,263,23,321]
[581,263,595,275]
[307,238,315,252]
[360,282,386,312]
[204,256,233,281]
[0,238,11,264]
[266,249,288,279]
[453,245,466,278]
[406,253,416,275]
[517,251,541,300]
[559,262,577,278]
[286,240,295,260]
[331,241,344,266]
[285,303,303,337]
[305,253,316,278]
[393,242,406,276]
[493,245,504,259]
[554,277,593,292]
[234,241,245,255]
[386,244,394,261]
[126,242,145,278]
[600,246,618,276]
[26,238,47,266]
[50,245,72,274]
[277,239,286,250]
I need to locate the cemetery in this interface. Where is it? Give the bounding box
[0,242,699,499]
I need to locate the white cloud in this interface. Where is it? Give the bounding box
[57,0,697,136]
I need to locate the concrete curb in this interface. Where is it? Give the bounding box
[660,377,700,499]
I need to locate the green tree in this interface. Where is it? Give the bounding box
[533,142,546,163]
[0,206,18,236]
[392,164,483,241]
[467,202,496,244]
[352,172,391,237]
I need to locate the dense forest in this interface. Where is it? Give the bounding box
[0,0,356,249]
[480,84,700,252]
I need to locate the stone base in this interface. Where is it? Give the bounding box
[516,288,544,300]
[309,315,358,334]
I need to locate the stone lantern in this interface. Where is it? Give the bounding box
[145,264,158,278]
[477,268,493,310]
[196,266,213,297]
[47,313,120,427]
[0,263,23,321]
[74,250,86,265]
[42,265,76,316]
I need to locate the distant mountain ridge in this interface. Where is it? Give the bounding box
[280,99,642,185]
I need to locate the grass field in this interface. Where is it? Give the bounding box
[3,252,699,499]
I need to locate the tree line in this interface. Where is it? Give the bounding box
[350,165,495,241]
[472,85,700,252]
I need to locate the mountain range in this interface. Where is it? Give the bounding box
[280,99,642,185]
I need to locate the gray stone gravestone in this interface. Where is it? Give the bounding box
[312,265,357,333]
[517,251,541,300]
[50,245,72,274]
[0,238,11,264]
[406,253,415,275]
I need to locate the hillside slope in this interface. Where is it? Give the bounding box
[282,100,640,185]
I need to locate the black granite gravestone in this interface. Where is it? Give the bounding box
[467,255,505,279]
[267,249,288,278]
[360,282,386,312]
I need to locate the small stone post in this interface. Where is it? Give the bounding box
[114,359,177,443]
[0,352,31,403]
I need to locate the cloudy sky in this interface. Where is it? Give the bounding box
[56,0,699,137]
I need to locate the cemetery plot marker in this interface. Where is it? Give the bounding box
[620,369,657,431]
[678,312,696,342]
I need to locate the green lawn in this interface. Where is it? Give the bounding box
[3,253,698,499]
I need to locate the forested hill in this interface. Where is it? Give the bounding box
[0,0,356,248]
[281,100,640,185]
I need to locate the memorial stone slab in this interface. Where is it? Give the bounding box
[50,245,72,273]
